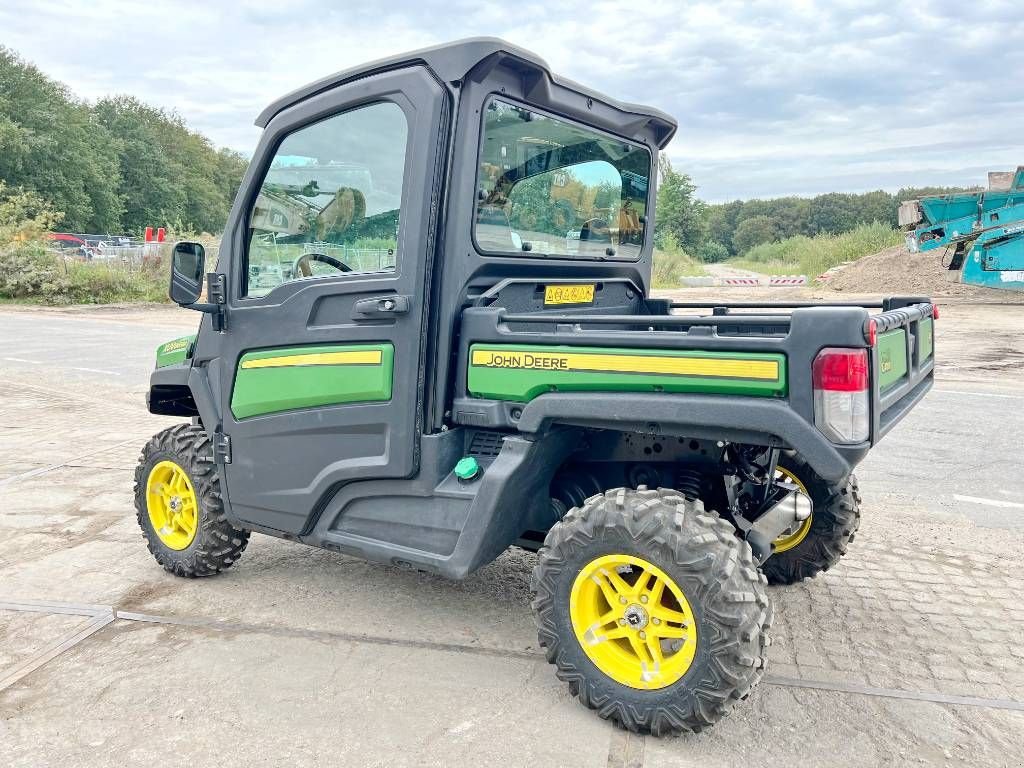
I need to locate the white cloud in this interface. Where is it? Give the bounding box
[2,0,1022,200]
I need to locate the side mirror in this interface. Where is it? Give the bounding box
[169,241,205,306]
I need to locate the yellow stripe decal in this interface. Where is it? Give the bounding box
[470,349,779,380]
[240,350,383,370]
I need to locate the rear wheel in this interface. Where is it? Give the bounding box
[531,488,771,735]
[134,424,250,577]
[761,456,861,585]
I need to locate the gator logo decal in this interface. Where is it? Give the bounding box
[470,349,780,381]
[160,338,190,354]
[155,334,197,368]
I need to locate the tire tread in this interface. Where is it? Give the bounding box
[531,487,770,736]
[133,424,249,578]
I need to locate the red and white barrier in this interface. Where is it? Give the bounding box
[768,275,808,286]
[680,274,811,289]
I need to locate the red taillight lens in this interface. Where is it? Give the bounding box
[865,318,877,346]
[932,304,939,320]
[812,348,868,392]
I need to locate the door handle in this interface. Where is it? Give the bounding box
[351,295,411,319]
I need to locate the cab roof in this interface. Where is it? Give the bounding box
[255,37,677,148]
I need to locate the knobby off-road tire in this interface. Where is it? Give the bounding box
[761,456,861,586]
[134,424,249,577]
[531,488,772,735]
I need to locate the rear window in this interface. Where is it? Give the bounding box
[474,99,651,260]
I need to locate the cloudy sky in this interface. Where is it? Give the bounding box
[3,0,1022,201]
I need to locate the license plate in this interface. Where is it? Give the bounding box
[544,284,595,306]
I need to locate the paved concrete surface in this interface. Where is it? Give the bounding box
[1,302,1024,767]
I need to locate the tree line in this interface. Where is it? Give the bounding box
[655,156,975,261]
[0,45,976,256]
[0,46,247,235]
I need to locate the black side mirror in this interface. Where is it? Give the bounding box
[169,242,205,306]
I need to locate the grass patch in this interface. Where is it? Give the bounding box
[730,222,902,277]
[652,234,706,288]
[0,244,172,305]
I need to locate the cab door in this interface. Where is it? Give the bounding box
[208,67,446,534]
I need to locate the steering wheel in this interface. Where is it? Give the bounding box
[579,217,611,243]
[292,252,353,278]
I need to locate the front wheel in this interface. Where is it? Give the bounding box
[531,488,771,735]
[133,424,250,577]
[761,456,861,585]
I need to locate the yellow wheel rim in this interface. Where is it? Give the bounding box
[146,460,199,550]
[569,554,698,690]
[772,467,813,553]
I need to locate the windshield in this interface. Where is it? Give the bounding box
[474,99,651,260]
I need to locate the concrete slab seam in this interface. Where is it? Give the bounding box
[607,729,646,768]
[0,438,139,488]
[765,675,1024,713]
[3,600,1024,715]
[0,611,115,692]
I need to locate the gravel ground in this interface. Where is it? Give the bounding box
[1,302,1023,767]
[825,245,1021,300]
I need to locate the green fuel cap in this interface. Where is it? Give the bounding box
[454,456,480,481]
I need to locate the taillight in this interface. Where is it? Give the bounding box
[864,318,877,346]
[812,348,869,443]
[932,304,939,320]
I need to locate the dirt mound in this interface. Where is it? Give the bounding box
[827,245,1013,299]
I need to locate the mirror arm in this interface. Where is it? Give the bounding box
[184,300,227,332]
[184,302,221,314]
[182,273,228,331]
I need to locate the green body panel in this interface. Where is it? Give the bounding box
[155,334,197,368]
[877,329,908,390]
[467,344,787,403]
[231,343,394,420]
[919,318,934,362]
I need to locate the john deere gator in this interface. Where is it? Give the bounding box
[138,38,935,734]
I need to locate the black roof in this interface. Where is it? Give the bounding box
[255,37,677,148]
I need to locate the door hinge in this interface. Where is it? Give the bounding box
[214,433,232,464]
[207,273,227,332]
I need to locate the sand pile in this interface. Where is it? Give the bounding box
[827,245,1012,298]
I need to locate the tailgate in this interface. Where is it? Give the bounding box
[872,299,935,439]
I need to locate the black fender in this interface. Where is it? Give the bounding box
[515,392,865,485]
[147,363,198,417]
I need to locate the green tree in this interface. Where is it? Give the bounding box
[807,193,861,235]
[0,47,122,231]
[655,156,705,251]
[95,96,248,234]
[896,184,978,201]
[0,181,69,301]
[698,240,730,263]
[0,47,247,237]
[92,96,185,233]
[213,147,248,211]
[704,200,743,255]
[856,190,897,228]
[732,215,779,253]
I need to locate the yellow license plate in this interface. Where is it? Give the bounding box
[544,284,595,306]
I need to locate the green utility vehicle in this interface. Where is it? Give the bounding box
[138,38,935,734]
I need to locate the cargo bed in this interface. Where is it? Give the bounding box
[452,281,934,480]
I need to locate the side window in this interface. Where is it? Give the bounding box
[246,102,409,297]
